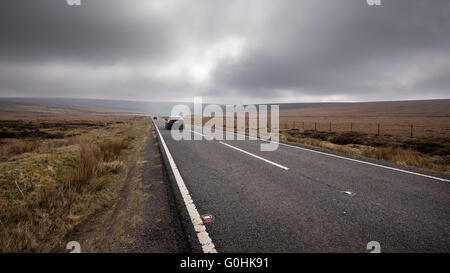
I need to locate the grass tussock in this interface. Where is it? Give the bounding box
[363,146,436,170]
[2,139,41,156]
[98,139,129,161]
[0,115,150,252]
[67,139,131,193]
[67,145,99,193]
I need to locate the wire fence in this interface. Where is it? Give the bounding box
[278,120,450,138]
[198,116,450,138]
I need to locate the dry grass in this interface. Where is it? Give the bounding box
[0,114,150,252]
[0,115,140,161]
[363,146,437,171]
[281,130,448,173]
[1,139,41,156]
[66,139,131,193]
[66,145,99,193]
[98,139,129,161]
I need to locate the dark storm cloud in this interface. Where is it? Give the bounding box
[0,0,173,64]
[212,0,450,101]
[0,0,449,102]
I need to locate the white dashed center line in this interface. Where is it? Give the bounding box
[219,141,289,170]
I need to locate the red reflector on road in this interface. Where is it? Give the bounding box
[201,214,214,223]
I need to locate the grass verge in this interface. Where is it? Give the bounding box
[281,129,449,173]
[0,115,150,252]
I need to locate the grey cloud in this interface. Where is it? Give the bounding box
[0,0,449,103]
[0,0,174,64]
[212,0,450,100]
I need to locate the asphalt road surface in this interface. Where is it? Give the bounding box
[153,118,450,253]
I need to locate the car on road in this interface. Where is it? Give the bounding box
[153,116,157,120]
[165,116,184,130]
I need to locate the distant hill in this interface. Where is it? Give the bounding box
[278,99,450,118]
[1,97,449,117]
[0,97,366,116]
[0,97,190,116]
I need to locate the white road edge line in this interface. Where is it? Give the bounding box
[192,125,449,183]
[275,140,450,183]
[245,133,449,183]
[219,141,290,170]
[153,120,217,253]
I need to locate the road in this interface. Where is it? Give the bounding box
[153,118,450,253]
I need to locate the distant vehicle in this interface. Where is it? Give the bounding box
[153,116,157,120]
[165,116,184,130]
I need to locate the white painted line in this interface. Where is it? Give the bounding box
[273,140,450,183]
[194,125,449,183]
[190,129,205,137]
[191,124,449,182]
[153,120,217,253]
[219,141,290,170]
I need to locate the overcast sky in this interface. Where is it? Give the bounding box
[0,0,449,103]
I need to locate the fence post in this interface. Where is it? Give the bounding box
[410,124,413,138]
[314,122,317,131]
[329,121,331,132]
[302,121,305,131]
[293,121,296,129]
[350,122,353,132]
[377,123,380,136]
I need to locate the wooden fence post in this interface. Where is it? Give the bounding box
[329,121,331,132]
[314,122,317,131]
[410,124,413,138]
[350,122,353,132]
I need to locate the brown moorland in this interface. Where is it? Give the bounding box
[0,109,151,252]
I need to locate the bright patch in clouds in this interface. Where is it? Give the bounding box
[156,36,245,84]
